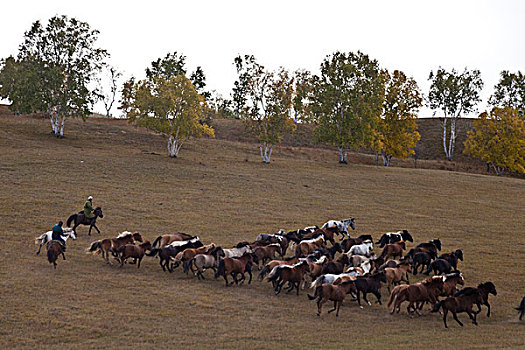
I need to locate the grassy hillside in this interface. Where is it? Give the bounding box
[0,113,524,349]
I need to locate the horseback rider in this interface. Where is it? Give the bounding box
[52,221,66,250]
[84,196,95,220]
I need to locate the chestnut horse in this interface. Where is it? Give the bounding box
[384,262,411,293]
[253,244,282,269]
[454,282,497,317]
[308,280,357,317]
[47,241,66,269]
[380,241,406,261]
[268,260,310,295]
[151,232,194,248]
[294,236,325,257]
[389,276,443,315]
[87,231,142,264]
[215,253,257,286]
[116,241,152,268]
[432,288,482,328]
[258,256,300,281]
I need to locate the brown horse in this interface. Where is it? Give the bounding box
[380,241,406,261]
[47,241,66,269]
[258,257,300,281]
[87,232,142,264]
[389,276,443,315]
[151,232,194,248]
[268,260,310,295]
[294,236,325,258]
[308,280,357,317]
[301,228,335,245]
[116,241,152,268]
[432,288,482,328]
[384,262,411,293]
[454,282,497,317]
[253,244,282,269]
[172,243,217,272]
[215,253,257,286]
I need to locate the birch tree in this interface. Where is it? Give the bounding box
[377,70,422,166]
[7,15,108,137]
[96,64,122,117]
[488,70,525,113]
[234,55,296,163]
[122,75,214,158]
[310,51,385,163]
[427,67,483,160]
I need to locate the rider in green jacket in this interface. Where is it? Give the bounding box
[84,196,95,219]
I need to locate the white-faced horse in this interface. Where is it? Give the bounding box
[321,218,355,238]
[347,240,374,257]
[35,228,76,255]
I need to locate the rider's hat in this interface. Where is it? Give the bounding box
[88,196,93,200]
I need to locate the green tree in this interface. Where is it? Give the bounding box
[488,70,525,112]
[310,51,385,163]
[376,70,422,166]
[427,67,483,160]
[232,55,255,120]
[292,69,314,122]
[234,55,296,163]
[464,107,525,175]
[122,75,214,158]
[145,52,209,99]
[3,15,108,136]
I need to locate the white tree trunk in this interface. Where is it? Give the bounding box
[448,118,457,161]
[442,118,450,160]
[167,135,183,158]
[50,114,58,135]
[338,146,348,164]
[260,143,273,163]
[382,153,392,166]
[59,115,66,137]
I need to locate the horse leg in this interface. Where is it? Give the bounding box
[296,281,301,295]
[137,257,142,268]
[328,301,337,313]
[467,310,478,325]
[373,291,382,305]
[231,272,238,285]
[37,242,44,255]
[357,291,363,309]
[486,302,491,317]
[247,269,252,285]
[363,293,371,306]
[317,298,326,316]
[452,311,463,326]
[443,309,449,328]
[285,281,295,294]
[223,274,229,286]
[93,223,101,234]
[62,252,66,260]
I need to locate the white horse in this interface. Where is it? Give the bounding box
[168,236,201,247]
[321,218,355,237]
[35,227,76,255]
[222,245,252,258]
[311,271,361,289]
[347,240,374,257]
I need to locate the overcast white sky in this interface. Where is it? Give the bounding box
[1,0,524,117]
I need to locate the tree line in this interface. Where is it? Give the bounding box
[0,15,523,174]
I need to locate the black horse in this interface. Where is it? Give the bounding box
[412,251,435,275]
[354,272,387,308]
[424,258,452,275]
[66,207,103,236]
[516,296,525,321]
[438,249,464,271]
[146,238,203,272]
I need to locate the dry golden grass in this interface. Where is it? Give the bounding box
[0,114,524,349]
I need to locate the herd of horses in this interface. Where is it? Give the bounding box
[35,215,524,327]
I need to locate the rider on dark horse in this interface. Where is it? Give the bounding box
[52,221,66,250]
[84,196,95,220]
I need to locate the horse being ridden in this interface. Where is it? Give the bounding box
[35,228,77,255]
[67,207,104,235]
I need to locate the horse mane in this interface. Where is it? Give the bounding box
[478,281,494,290]
[116,231,133,239]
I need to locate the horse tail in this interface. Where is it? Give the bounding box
[152,235,163,248]
[86,240,101,254]
[183,258,193,274]
[308,285,323,300]
[66,214,76,227]
[47,247,55,264]
[267,266,282,283]
[35,234,44,245]
[258,264,271,280]
[215,259,225,279]
[146,248,160,257]
[387,288,399,308]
